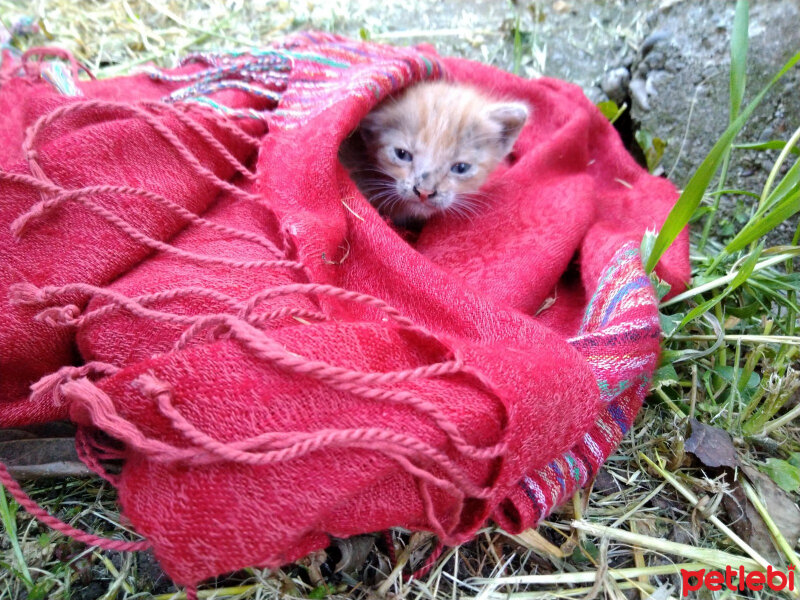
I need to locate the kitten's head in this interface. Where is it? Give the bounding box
[359,81,529,221]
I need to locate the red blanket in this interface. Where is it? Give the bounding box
[0,33,689,585]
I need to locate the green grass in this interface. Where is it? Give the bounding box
[1,0,800,599]
[0,487,33,591]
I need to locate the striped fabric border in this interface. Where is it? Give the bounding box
[515,243,660,524]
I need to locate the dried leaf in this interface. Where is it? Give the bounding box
[684,418,739,468]
[722,482,780,564]
[592,467,622,495]
[723,465,800,565]
[0,438,91,480]
[331,535,375,574]
[743,465,800,552]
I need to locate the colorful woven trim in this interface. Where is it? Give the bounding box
[517,244,660,523]
[269,31,442,130]
[147,31,443,128]
[41,61,83,96]
[144,50,290,120]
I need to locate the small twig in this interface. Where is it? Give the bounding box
[571,520,762,572]
[470,580,674,600]
[341,197,365,222]
[470,561,709,587]
[629,521,649,600]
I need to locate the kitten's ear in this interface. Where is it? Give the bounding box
[486,102,529,154]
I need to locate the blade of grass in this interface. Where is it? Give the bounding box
[645,48,800,273]
[0,486,33,589]
[153,585,256,600]
[707,188,761,200]
[746,278,800,315]
[729,0,749,119]
[707,143,800,267]
[734,140,800,154]
[762,156,800,215]
[758,124,800,211]
[725,186,800,252]
[676,242,763,330]
[759,398,800,434]
[697,0,749,251]
[671,313,724,364]
[661,249,800,308]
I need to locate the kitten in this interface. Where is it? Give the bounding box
[341,81,529,225]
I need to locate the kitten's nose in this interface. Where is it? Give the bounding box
[412,186,437,201]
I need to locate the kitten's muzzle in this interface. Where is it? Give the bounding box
[412,186,437,201]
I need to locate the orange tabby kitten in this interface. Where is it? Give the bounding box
[342,81,529,225]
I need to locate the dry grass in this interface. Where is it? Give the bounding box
[1,1,799,599]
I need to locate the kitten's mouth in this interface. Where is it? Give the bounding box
[401,197,438,218]
[412,202,437,216]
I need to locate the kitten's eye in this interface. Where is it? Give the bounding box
[450,162,472,175]
[394,148,412,162]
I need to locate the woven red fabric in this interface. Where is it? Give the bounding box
[0,33,689,586]
[0,49,270,425]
